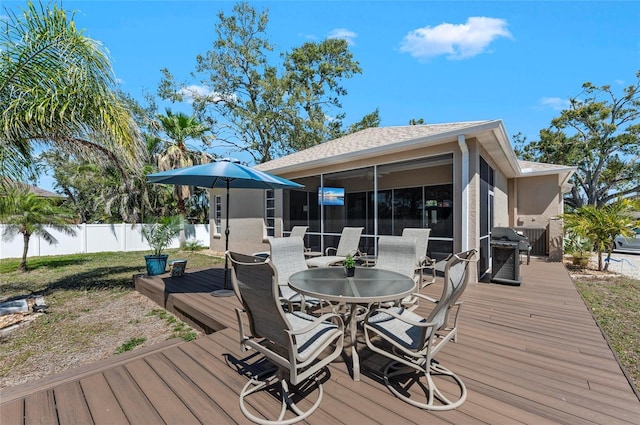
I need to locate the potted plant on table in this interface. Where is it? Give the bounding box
[343,254,356,277]
[141,216,182,276]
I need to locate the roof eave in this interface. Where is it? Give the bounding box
[262,120,503,175]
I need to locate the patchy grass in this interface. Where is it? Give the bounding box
[115,337,147,354]
[575,275,640,392]
[147,308,198,341]
[0,249,223,388]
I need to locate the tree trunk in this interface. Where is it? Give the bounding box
[19,232,31,272]
[597,251,603,271]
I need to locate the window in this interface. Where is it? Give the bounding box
[214,195,222,234]
[265,189,275,237]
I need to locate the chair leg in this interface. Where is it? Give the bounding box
[383,360,467,411]
[239,369,324,425]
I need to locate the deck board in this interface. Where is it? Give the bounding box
[1,257,638,424]
[23,390,56,425]
[124,359,201,425]
[0,399,23,425]
[54,382,94,425]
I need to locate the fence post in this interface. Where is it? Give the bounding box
[120,223,126,252]
[82,223,87,254]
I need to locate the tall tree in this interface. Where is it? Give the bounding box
[0,1,145,185]
[516,70,640,208]
[156,109,213,215]
[159,2,371,164]
[346,109,381,134]
[283,38,363,150]
[0,188,77,271]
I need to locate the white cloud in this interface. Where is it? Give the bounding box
[178,85,235,103]
[400,17,512,61]
[539,97,570,111]
[327,28,358,46]
[300,33,318,41]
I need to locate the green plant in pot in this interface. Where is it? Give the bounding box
[141,216,182,276]
[570,239,592,267]
[564,232,592,267]
[343,254,356,277]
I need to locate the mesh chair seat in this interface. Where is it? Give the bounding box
[366,306,429,350]
[364,249,477,411]
[286,311,341,361]
[228,252,344,425]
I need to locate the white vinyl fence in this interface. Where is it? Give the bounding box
[0,223,210,260]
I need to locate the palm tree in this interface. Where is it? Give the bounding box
[0,189,78,272]
[0,1,145,184]
[156,109,213,215]
[563,198,640,271]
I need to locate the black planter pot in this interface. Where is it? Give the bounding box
[345,266,355,277]
[145,254,169,276]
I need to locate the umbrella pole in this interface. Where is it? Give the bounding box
[212,179,234,297]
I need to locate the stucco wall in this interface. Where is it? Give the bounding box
[514,174,564,260]
[209,188,282,255]
[515,175,561,227]
[493,172,509,227]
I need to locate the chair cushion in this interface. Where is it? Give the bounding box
[286,311,341,361]
[367,307,430,350]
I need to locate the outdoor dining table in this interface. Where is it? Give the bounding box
[288,267,416,381]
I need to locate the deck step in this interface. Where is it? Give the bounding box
[0,337,184,402]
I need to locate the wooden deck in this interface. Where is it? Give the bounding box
[1,257,639,424]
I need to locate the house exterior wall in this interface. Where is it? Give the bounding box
[209,188,283,255]
[513,174,564,260]
[207,124,570,265]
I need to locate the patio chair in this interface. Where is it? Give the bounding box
[268,237,326,312]
[402,228,437,287]
[288,226,308,239]
[363,249,477,411]
[228,252,344,425]
[374,236,419,309]
[306,227,363,268]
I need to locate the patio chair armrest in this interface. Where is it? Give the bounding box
[279,297,296,312]
[420,255,436,266]
[367,306,437,329]
[235,307,251,350]
[413,292,438,304]
[449,301,464,327]
[288,312,345,335]
[325,246,337,255]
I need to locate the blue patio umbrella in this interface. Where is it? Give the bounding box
[147,159,304,296]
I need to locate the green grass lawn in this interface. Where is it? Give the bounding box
[575,276,640,393]
[0,249,223,387]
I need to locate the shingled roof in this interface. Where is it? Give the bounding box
[255,120,576,186]
[255,121,491,173]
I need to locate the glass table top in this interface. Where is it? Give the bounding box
[288,267,416,303]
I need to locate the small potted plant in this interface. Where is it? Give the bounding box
[565,232,591,267]
[343,254,356,277]
[570,238,592,267]
[141,216,182,276]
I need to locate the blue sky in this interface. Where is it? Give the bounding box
[3,1,639,190]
